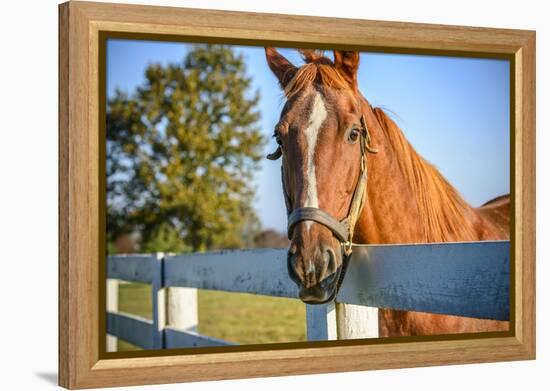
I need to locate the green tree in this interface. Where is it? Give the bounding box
[107,44,265,252]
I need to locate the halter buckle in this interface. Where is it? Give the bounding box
[342,240,353,256]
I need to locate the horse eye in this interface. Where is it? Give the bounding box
[347,128,361,144]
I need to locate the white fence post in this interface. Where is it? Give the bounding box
[151,253,166,349]
[106,278,119,352]
[167,288,199,332]
[306,303,337,341]
[336,304,378,339]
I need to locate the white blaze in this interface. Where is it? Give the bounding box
[303,93,327,232]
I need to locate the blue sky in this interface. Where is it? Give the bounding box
[107,39,510,233]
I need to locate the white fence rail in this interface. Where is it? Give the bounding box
[106,241,510,351]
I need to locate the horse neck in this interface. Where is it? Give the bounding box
[353,100,479,244]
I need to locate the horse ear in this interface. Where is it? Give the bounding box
[333,51,360,90]
[265,47,298,89]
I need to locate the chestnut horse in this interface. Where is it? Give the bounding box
[265,48,509,336]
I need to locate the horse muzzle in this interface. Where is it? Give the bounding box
[296,271,341,304]
[287,245,343,304]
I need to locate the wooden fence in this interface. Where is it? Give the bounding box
[106,240,510,351]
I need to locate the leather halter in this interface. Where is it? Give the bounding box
[267,114,378,302]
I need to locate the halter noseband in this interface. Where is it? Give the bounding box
[267,114,378,302]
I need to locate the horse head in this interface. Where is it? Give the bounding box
[265,48,373,304]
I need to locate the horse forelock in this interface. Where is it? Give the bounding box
[284,58,352,99]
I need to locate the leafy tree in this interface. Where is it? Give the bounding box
[107,44,265,252]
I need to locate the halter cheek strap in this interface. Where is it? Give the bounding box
[268,114,378,300]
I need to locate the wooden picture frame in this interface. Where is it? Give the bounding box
[58,1,536,388]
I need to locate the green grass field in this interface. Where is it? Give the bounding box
[116,282,306,351]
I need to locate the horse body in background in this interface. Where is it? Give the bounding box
[264,47,509,336]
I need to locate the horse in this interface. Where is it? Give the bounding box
[264,47,509,336]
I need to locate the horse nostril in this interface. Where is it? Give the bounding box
[323,250,331,264]
[289,244,297,255]
[323,247,337,276]
[287,252,301,284]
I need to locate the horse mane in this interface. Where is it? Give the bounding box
[284,50,351,98]
[372,107,479,242]
[282,50,478,241]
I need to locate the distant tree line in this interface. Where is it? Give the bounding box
[106,44,268,253]
[111,229,289,254]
